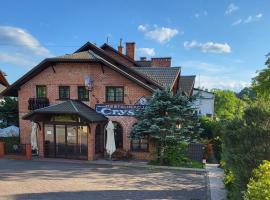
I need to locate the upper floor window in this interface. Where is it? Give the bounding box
[131,136,149,152]
[78,86,89,101]
[36,85,47,98]
[106,86,124,103]
[59,86,70,100]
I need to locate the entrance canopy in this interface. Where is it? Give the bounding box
[23,100,108,123]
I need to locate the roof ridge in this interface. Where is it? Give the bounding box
[70,100,79,113]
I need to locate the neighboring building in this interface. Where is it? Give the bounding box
[179,75,196,96]
[192,88,215,117]
[2,41,194,161]
[0,70,9,101]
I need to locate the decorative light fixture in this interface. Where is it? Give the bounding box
[84,75,94,91]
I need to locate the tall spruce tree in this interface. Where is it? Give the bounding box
[131,88,201,164]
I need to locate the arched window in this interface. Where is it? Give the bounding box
[113,121,123,149]
[130,123,149,152]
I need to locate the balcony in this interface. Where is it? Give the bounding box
[28,98,50,110]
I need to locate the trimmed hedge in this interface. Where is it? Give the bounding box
[0,136,20,153]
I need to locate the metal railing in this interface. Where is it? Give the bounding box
[28,98,49,110]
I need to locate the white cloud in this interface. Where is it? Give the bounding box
[0,26,52,57]
[180,61,227,74]
[232,19,242,26]
[137,48,155,56]
[180,60,251,91]
[196,75,249,91]
[0,52,36,67]
[138,25,179,44]
[138,25,147,32]
[244,13,263,23]
[225,3,239,15]
[184,40,231,54]
[233,13,263,25]
[0,26,53,68]
[194,11,208,19]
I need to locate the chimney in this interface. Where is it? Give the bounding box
[126,42,135,60]
[118,38,123,54]
[151,57,171,67]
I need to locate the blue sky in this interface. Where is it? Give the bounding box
[0,0,269,91]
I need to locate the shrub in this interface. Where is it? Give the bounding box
[222,99,270,199]
[164,138,189,166]
[0,136,20,153]
[244,160,270,200]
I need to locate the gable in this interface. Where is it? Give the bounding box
[2,45,163,97]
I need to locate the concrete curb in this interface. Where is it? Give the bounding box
[30,157,206,172]
[206,171,212,200]
[98,161,207,172]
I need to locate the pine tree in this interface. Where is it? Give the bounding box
[131,88,201,164]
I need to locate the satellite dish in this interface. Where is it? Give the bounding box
[84,75,94,91]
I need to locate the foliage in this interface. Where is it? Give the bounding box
[244,160,270,200]
[200,116,223,163]
[0,97,19,128]
[163,138,189,166]
[212,89,246,120]
[252,53,270,97]
[222,98,270,199]
[0,136,20,153]
[237,87,256,102]
[131,88,202,164]
[200,116,223,138]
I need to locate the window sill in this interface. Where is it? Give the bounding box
[130,150,149,153]
[104,102,124,104]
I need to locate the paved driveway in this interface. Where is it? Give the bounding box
[0,159,208,200]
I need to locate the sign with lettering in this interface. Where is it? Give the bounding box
[95,104,146,116]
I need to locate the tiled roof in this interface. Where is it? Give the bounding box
[0,70,9,87]
[133,67,180,88]
[179,75,196,96]
[135,61,152,67]
[23,100,108,123]
[55,51,98,60]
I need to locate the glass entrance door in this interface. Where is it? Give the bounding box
[44,124,55,157]
[44,124,88,159]
[66,125,77,159]
[55,125,66,158]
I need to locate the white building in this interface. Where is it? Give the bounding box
[193,88,215,117]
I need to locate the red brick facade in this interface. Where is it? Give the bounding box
[151,57,171,67]
[18,62,154,160]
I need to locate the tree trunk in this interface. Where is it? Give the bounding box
[159,140,165,165]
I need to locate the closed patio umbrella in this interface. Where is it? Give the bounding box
[31,122,38,152]
[105,120,116,159]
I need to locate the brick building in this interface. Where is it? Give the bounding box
[2,41,195,161]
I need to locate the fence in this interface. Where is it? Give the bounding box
[187,143,205,162]
[0,141,31,160]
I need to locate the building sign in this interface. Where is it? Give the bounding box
[95,104,146,116]
[135,96,148,106]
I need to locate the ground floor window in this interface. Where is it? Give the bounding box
[44,124,88,159]
[131,136,149,152]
